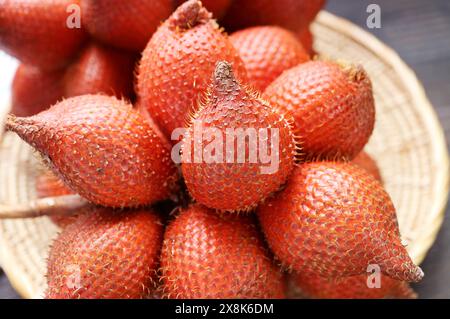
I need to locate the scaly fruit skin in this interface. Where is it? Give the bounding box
[160,204,285,298]
[230,26,310,91]
[290,272,417,299]
[297,27,314,56]
[35,169,76,228]
[264,60,375,160]
[173,0,231,19]
[257,162,423,282]
[6,95,179,208]
[0,0,86,70]
[223,0,325,33]
[137,0,247,141]
[81,0,172,51]
[352,151,382,183]
[181,62,296,212]
[11,64,64,117]
[63,43,136,99]
[46,208,163,299]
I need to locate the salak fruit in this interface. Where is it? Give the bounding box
[0,0,86,70]
[230,26,310,91]
[11,64,64,117]
[173,0,231,19]
[289,272,417,299]
[160,204,285,298]
[223,0,325,33]
[35,169,76,228]
[352,150,382,183]
[46,208,163,299]
[257,162,424,282]
[136,0,247,140]
[181,61,296,212]
[80,0,172,51]
[5,94,179,208]
[264,60,375,160]
[297,27,314,56]
[63,43,136,99]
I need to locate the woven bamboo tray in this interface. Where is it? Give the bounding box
[0,11,449,299]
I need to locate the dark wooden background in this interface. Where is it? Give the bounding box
[0,0,449,298]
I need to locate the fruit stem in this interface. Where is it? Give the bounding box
[0,195,88,219]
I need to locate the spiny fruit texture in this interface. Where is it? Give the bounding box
[290,272,417,299]
[46,208,163,299]
[6,94,179,208]
[352,150,382,183]
[230,26,310,91]
[297,27,314,56]
[35,169,77,228]
[265,60,375,160]
[81,0,172,51]
[181,62,296,212]
[0,0,86,70]
[223,0,325,33]
[137,0,247,140]
[11,63,64,117]
[257,162,423,282]
[160,204,285,298]
[174,0,231,19]
[63,43,136,99]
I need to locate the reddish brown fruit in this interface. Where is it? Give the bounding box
[290,272,417,299]
[137,0,247,140]
[181,62,296,212]
[297,27,315,56]
[35,169,76,228]
[0,0,86,70]
[352,151,383,183]
[174,0,231,19]
[264,60,375,160]
[223,0,325,33]
[81,0,172,51]
[257,162,423,282]
[230,26,310,91]
[5,95,179,208]
[11,64,64,117]
[160,204,285,298]
[63,43,136,99]
[46,208,163,299]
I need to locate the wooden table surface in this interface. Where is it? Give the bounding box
[1,0,449,298]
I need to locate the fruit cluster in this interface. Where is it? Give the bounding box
[1,0,422,299]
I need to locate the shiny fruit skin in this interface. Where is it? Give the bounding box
[11,64,64,117]
[257,162,423,282]
[181,62,296,212]
[63,43,136,99]
[290,272,417,299]
[5,94,179,208]
[173,0,231,19]
[160,204,286,298]
[81,0,172,51]
[136,0,247,141]
[35,169,76,228]
[230,26,310,91]
[264,60,375,160]
[352,150,382,183]
[0,0,86,70]
[46,208,163,299]
[223,0,325,33]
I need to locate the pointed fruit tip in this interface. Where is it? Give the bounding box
[171,0,211,30]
